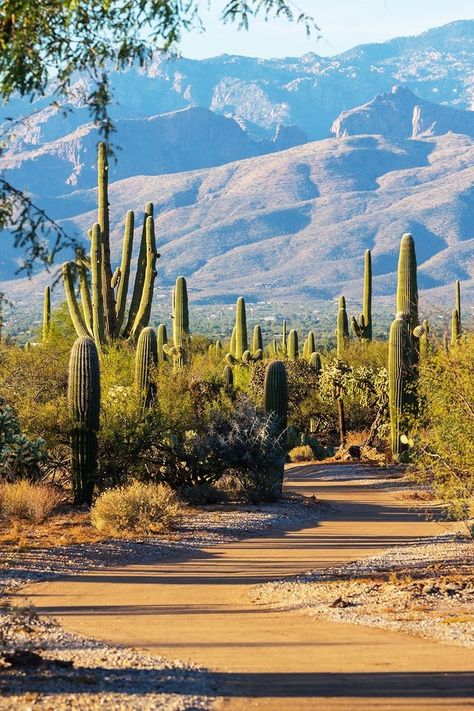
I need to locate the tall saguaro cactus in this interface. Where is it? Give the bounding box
[42,286,51,342]
[135,327,158,410]
[388,316,411,461]
[62,144,160,347]
[351,249,372,340]
[164,276,190,368]
[68,337,101,505]
[396,233,419,365]
[234,297,248,360]
[264,360,288,492]
[337,296,349,359]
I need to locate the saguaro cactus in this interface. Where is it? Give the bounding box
[164,276,190,368]
[414,319,430,357]
[351,249,372,340]
[68,337,100,505]
[252,324,263,354]
[264,360,288,491]
[264,360,288,435]
[157,324,168,362]
[309,351,322,374]
[282,320,287,356]
[396,233,419,364]
[135,327,158,410]
[42,286,51,342]
[451,280,462,346]
[287,329,299,360]
[234,297,248,360]
[62,144,160,347]
[388,315,411,461]
[337,296,349,359]
[222,364,234,392]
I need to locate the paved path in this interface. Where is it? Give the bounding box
[15,465,474,710]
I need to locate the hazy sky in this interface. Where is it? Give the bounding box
[178,0,474,58]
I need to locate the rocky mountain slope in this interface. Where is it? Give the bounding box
[0,107,306,200]
[3,131,473,310]
[2,20,474,147]
[332,86,474,140]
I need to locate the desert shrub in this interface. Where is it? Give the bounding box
[214,473,247,501]
[289,445,314,462]
[249,357,388,447]
[0,337,70,469]
[0,399,48,481]
[181,482,228,505]
[90,481,181,535]
[0,480,62,522]
[411,337,474,522]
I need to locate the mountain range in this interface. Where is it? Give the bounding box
[1,20,474,319]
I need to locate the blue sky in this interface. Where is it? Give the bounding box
[178,0,474,58]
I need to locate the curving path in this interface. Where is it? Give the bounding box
[15,465,474,710]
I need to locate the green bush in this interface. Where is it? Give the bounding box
[411,336,474,522]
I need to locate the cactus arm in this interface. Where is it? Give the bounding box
[157,323,168,362]
[115,210,135,335]
[124,202,154,337]
[97,142,116,340]
[77,261,93,335]
[90,223,106,348]
[42,286,51,342]
[63,262,93,339]
[252,324,263,353]
[130,216,159,341]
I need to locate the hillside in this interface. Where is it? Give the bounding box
[2,20,474,146]
[2,131,473,315]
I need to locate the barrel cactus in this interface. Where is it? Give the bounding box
[68,337,101,505]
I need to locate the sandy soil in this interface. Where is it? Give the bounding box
[8,463,474,711]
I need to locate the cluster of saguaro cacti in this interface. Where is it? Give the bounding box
[388,233,419,461]
[68,337,101,505]
[351,249,372,340]
[135,327,158,410]
[163,276,190,368]
[63,143,160,349]
[226,297,262,365]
